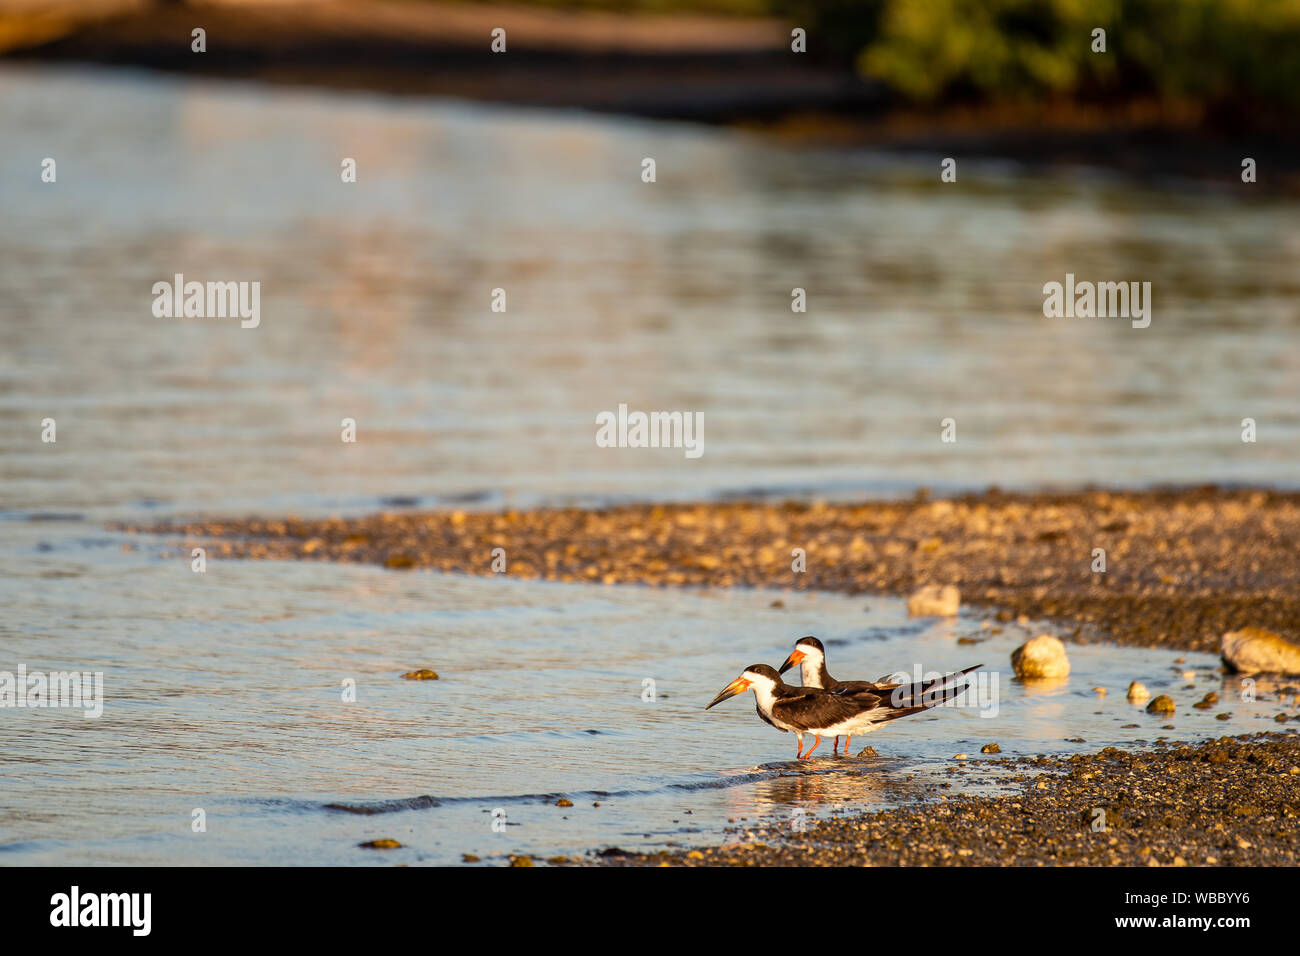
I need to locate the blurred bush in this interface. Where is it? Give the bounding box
[776,0,1300,116]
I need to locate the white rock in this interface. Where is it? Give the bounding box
[906,584,960,617]
[1127,681,1150,702]
[1221,627,1300,675]
[1011,634,1070,679]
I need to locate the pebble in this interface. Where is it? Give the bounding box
[1128,681,1150,702]
[1146,695,1176,715]
[1222,627,1300,675]
[981,743,1002,754]
[1011,634,1070,679]
[401,668,439,680]
[907,584,961,617]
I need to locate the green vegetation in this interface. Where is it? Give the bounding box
[776,0,1300,114]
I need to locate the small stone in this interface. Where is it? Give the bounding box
[1011,634,1070,679]
[358,839,402,849]
[509,855,534,867]
[556,798,573,808]
[1146,695,1175,715]
[981,743,1001,754]
[856,746,879,757]
[686,850,704,860]
[383,553,417,569]
[401,668,439,680]
[462,853,480,862]
[953,753,968,760]
[1092,687,1107,696]
[1127,681,1150,702]
[907,584,960,617]
[1221,627,1300,675]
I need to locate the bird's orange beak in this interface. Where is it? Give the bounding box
[778,649,805,675]
[705,676,752,709]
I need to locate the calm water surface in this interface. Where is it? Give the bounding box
[0,66,1296,864]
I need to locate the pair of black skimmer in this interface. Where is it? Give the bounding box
[705,635,980,760]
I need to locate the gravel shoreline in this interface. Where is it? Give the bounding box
[595,732,1300,867]
[123,486,1300,655]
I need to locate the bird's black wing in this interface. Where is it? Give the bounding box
[772,689,885,732]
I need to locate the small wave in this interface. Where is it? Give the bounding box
[321,761,885,815]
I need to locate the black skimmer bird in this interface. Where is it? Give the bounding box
[779,636,896,696]
[705,663,977,760]
[777,635,904,753]
[778,636,984,753]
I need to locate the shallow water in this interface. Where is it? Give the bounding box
[1,66,1298,514]
[0,66,1297,864]
[1,517,1291,865]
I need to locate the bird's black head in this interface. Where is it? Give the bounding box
[705,663,781,710]
[779,637,824,676]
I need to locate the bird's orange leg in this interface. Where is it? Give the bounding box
[832,736,840,754]
[795,735,804,759]
[801,735,823,760]
[843,735,852,755]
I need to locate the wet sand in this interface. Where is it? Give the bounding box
[597,732,1300,867]
[124,486,1300,655]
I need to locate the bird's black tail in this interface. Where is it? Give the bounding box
[857,664,982,717]
[878,677,975,721]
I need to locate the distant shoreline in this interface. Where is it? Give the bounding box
[4,1,1298,189]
